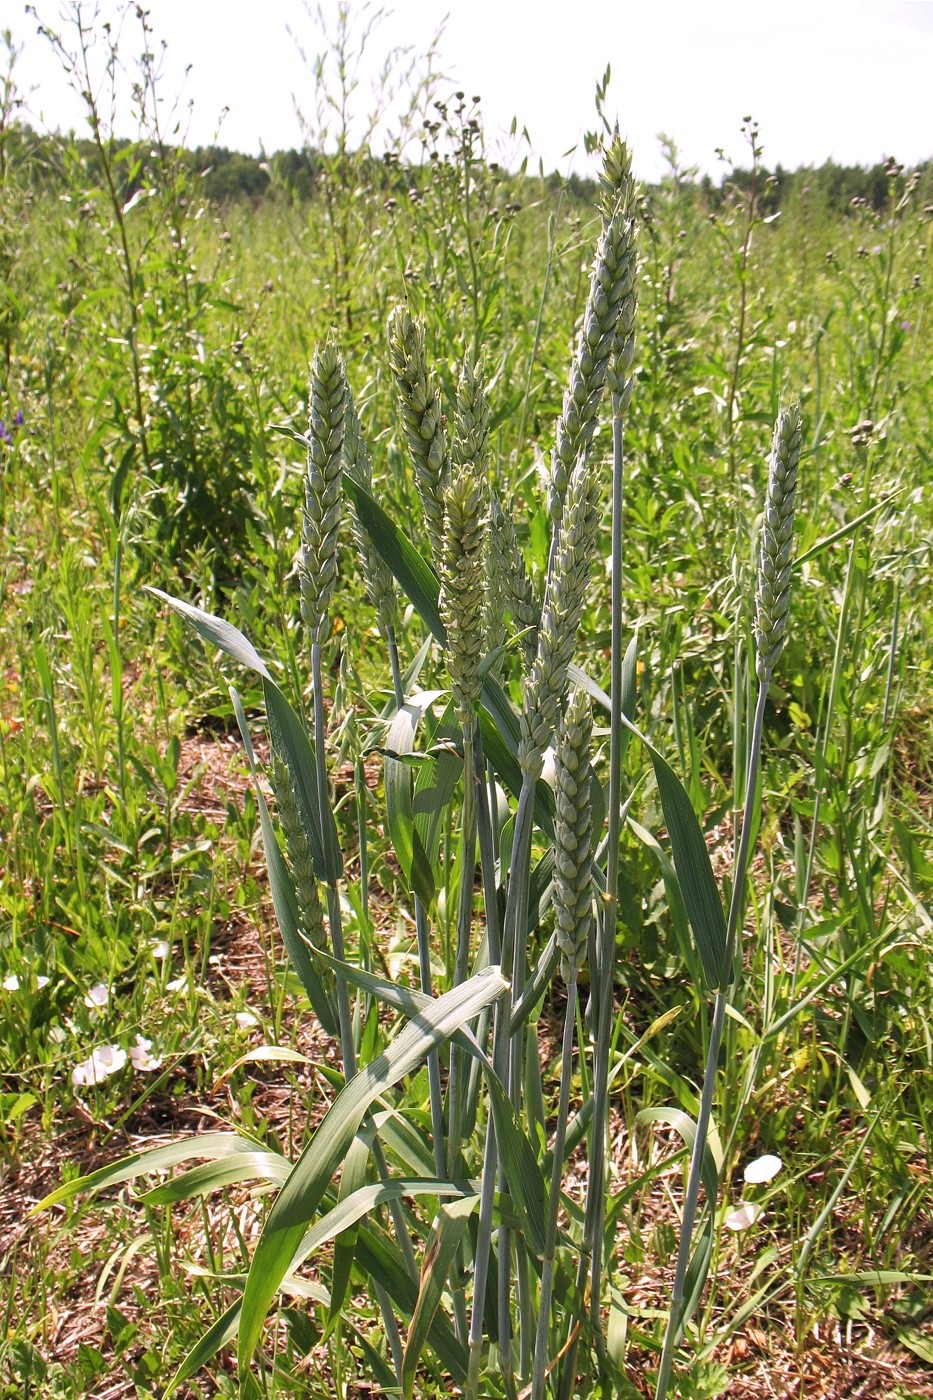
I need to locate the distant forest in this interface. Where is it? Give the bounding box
[4,122,931,213]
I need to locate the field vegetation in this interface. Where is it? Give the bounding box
[0,7,931,1399]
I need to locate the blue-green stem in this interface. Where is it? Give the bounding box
[387,627,446,1176]
[654,680,768,1400]
[561,397,626,1397]
[448,722,477,1180]
[312,636,414,1376]
[532,973,578,1400]
[465,725,504,1397]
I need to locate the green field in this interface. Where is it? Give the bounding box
[1,15,932,1400]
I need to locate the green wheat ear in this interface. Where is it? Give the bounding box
[440,459,489,728]
[343,384,398,637]
[754,403,802,684]
[490,494,540,671]
[299,340,346,643]
[453,355,490,474]
[388,306,448,559]
[520,451,601,778]
[549,137,638,525]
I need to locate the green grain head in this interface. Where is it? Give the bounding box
[549,138,638,524]
[343,386,398,636]
[754,404,802,684]
[440,459,489,728]
[520,452,601,777]
[299,341,346,643]
[388,306,448,559]
[452,355,491,474]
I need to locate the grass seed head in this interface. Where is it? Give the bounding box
[440,459,489,727]
[490,494,540,671]
[343,386,398,636]
[520,452,601,776]
[388,306,449,559]
[549,139,638,523]
[453,355,491,475]
[755,403,802,683]
[299,340,346,642]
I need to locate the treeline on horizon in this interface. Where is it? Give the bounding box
[4,120,932,215]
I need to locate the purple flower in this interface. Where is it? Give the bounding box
[901,321,911,332]
[0,422,10,444]
[13,410,23,426]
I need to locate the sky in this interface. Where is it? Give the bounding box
[9,0,933,182]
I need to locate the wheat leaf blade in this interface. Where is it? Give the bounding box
[238,969,508,1377]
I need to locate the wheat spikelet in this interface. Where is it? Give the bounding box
[298,341,346,642]
[440,459,488,727]
[388,307,448,558]
[754,404,802,683]
[343,385,398,636]
[519,452,601,777]
[549,138,638,524]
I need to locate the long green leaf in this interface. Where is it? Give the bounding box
[32,1133,260,1214]
[572,650,725,987]
[136,1152,292,1205]
[307,946,547,1257]
[230,686,338,1034]
[344,474,444,638]
[636,1108,720,1207]
[238,968,508,1378]
[149,587,333,881]
[356,1221,468,1383]
[165,1177,479,1392]
[164,1299,243,1397]
[148,587,271,679]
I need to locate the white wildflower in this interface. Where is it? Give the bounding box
[71,1044,127,1087]
[724,1202,763,1232]
[743,1153,782,1185]
[129,1035,163,1073]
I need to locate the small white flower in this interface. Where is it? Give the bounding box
[37,975,51,990]
[83,982,110,1010]
[71,1044,127,1087]
[129,1035,163,1073]
[743,1153,782,1185]
[150,941,171,960]
[166,975,187,993]
[236,1011,259,1030]
[724,1202,763,1232]
[2,974,20,992]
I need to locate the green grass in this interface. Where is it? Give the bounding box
[1,14,932,1400]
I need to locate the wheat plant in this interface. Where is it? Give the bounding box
[34,132,808,1400]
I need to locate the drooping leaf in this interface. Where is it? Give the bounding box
[148,587,272,679]
[230,686,338,1034]
[135,1152,292,1205]
[32,1133,262,1214]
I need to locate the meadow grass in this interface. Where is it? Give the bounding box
[0,13,932,1399]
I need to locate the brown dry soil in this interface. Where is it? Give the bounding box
[2,728,931,1400]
